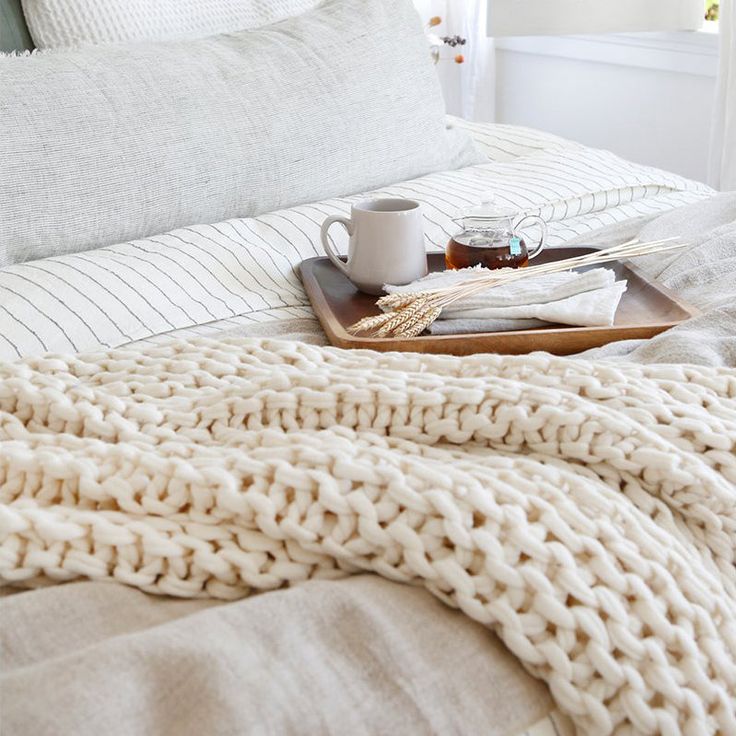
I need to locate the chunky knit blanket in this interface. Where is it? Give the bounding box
[1,338,735,735]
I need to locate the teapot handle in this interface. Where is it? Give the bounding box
[514,215,548,260]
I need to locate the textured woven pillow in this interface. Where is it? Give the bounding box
[0,0,481,267]
[21,0,320,48]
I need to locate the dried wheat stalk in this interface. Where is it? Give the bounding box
[347,237,686,338]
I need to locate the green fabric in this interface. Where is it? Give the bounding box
[0,0,34,53]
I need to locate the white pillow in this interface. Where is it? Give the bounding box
[21,0,322,48]
[0,0,482,267]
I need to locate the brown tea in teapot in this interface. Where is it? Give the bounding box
[446,233,529,270]
[445,203,547,271]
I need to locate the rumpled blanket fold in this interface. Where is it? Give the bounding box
[1,337,735,735]
[574,192,736,365]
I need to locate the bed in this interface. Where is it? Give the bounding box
[2,2,735,735]
[0,117,714,361]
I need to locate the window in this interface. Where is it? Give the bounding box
[487,0,706,37]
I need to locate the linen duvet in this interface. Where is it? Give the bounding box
[2,122,736,736]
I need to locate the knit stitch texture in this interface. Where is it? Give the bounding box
[1,337,735,734]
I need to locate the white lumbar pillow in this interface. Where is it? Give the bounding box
[0,0,482,267]
[21,0,322,48]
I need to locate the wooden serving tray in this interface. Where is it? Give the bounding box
[299,248,698,356]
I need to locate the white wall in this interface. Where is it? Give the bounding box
[417,4,719,183]
[490,33,719,183]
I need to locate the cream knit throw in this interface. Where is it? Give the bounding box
[1,338,735,734]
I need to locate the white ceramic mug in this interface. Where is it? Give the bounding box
[320,198,428,295]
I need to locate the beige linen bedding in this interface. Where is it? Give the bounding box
[1,577,557,736]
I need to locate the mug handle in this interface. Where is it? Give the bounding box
[514,215,548,260]
[320,216,354,276]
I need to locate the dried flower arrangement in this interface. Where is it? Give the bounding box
[348,238,686,338]
[425,16,466,64]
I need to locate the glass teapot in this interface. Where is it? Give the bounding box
[446,203,547,271]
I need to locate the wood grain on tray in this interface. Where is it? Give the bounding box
[299,248,698,356]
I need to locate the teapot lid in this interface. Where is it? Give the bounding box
[454,201,519,230]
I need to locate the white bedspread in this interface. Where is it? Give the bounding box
[0,120,713,361]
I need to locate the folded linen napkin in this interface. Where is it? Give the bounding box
[384,267,627,335]
[428,318,548,335]
[426,283,627,334]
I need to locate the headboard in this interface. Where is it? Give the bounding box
[0,0,34,53]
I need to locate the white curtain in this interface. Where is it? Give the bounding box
[710,0,736,191]
[448,0,494,121]
[414,0,495,121]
